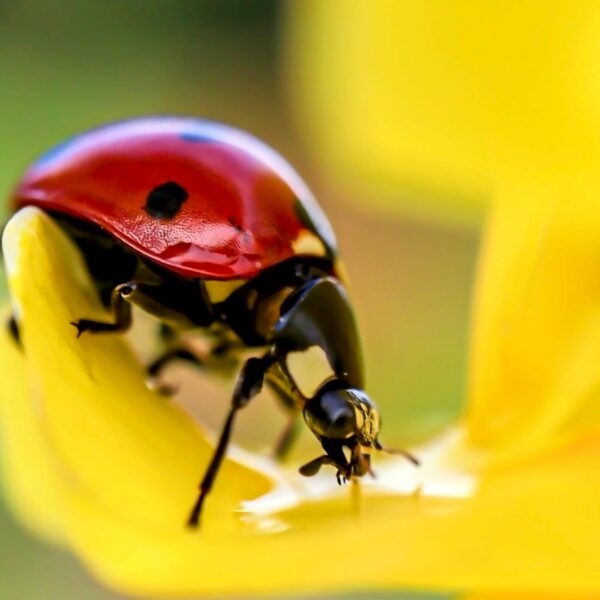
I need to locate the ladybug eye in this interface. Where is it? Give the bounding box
[144,181,188,219]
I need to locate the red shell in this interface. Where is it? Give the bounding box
[12,117,337,279]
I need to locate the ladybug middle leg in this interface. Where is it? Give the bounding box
[146,348,201,379]
[147,327,238,378]
[146,327,240,394]
[144,348,202,396]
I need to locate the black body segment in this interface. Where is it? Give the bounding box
[274,277,364,388]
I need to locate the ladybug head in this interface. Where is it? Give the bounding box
[299,379,381,481]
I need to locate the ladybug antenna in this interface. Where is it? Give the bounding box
[374,440,420,467]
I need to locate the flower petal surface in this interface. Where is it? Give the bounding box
[467,184,600,461]
[3,207,600,596]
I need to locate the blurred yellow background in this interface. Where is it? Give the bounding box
[0,2,475,599]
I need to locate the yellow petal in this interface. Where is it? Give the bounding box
[467,182,600,461]
[37,431,600,596]
[0,307,66,542]
[464,594,599,600]
[4,206,600,596]
[286,1,600,224]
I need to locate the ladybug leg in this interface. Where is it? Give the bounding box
[72,276,213,339]
[145,348,201,395]
[147,336,237,379]
[187,348,278,529]
[6,314,21,347]
[157,322,177,343]
[264,363,305,460]
[146,348,201,378]
[71,282,135,337]
[146,335,239,393]
[271,414,301,460]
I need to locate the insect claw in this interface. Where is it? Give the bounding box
[147,379,179,397]
[70,321,85,339]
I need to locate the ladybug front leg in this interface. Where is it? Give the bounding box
[71,282,135,337]
[187,347,278,528]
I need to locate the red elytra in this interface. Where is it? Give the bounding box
[11,117,337,279]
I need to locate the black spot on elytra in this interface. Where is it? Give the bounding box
[145,182,188,219]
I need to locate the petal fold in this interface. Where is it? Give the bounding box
[467,182,600,461]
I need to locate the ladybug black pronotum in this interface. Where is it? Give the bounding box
[8,117,417,527]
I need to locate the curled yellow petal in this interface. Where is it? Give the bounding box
[0,208,273,549]
[4,206,600,596]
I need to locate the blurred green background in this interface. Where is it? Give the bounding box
[0,2,477,599]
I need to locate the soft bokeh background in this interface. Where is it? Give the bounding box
[0,2,477,599]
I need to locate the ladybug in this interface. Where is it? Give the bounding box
[9,117,417,527]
